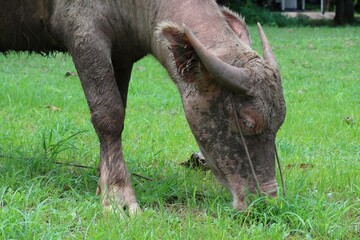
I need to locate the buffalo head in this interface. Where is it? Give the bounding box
[157,16,286,210]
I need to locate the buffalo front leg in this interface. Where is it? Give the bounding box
[70,33,139,216]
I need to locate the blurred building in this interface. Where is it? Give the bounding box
[270,0,334,12]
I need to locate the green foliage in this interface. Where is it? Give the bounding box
[0,26,359,238]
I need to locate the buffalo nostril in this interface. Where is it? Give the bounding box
[268,190,277,198]
[261,179,278,197]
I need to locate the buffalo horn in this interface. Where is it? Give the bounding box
[257,23,279,70]
[183,25,251,94]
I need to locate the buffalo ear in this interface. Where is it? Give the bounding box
[157,22,202,82]
[221,7,251,47]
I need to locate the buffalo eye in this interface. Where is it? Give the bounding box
[239,108,264,135]
[241,116,255,129]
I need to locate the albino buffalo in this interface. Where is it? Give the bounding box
[0,0,286,215]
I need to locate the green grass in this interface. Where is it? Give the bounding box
[1,26,359,239]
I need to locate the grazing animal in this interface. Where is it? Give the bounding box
[0,0,286,215]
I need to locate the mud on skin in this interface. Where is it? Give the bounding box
[0,0,285,215]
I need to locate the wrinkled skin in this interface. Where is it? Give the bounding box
[0,0,285,214]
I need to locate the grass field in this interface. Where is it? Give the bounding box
[0,26,359,239]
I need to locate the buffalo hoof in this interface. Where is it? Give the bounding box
[128,203,141,217]
[103,203,141,219]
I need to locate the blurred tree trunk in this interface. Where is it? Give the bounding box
[256,0,266,7]
[217,0,229,5]
[334,0,354,25]
[216,0,243,6]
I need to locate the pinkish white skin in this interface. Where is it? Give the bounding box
[1,0,285,213]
